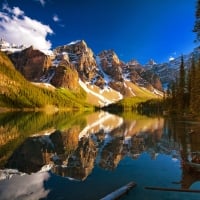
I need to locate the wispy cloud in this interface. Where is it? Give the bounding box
[0,3,53,50]
[34,0,46,7]
[53,14,60,22]
[52,14,65,27]
[2,3,24,16]
[59,24,65,28]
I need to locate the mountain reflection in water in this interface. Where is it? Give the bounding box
[2,112,165,180]
[0,111,200,200]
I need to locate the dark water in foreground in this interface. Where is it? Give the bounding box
[0,111,200,200]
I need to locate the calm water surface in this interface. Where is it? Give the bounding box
[0,111,200,200]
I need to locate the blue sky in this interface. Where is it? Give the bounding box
[0,0,197,64]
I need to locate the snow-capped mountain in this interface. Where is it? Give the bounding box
[0,38,26,52]
[145,47,200,88]
[4,39,163,106]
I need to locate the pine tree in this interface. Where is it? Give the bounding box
[170,80,177,112]
[193,60,200,114]
[192,0,200,115]
[189,56,196,113]
[193,0,200,42]
[186,68,191,109]
[177,56,185,112]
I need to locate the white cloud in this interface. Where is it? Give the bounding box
[169,52,177,61]
[53,14,60,22]
[0,4,53,50]
[169,56,175,61]
[0,172,50,200]
[2,3,24,16]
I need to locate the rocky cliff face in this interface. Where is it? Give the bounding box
[125,60,162,91]
[98,50,124,81]
[97,50,130,96]
[4,39,164,106]
[54,40,98,82]
[96,50,162,96]
[51,64,79,90]
[9,46,52,82]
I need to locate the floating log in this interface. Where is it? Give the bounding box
[100,181,137,200]
[145,186,200,193]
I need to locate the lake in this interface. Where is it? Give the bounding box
[0,111,200,200]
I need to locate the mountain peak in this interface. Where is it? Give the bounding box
[127,59,140,66]
[55,39,91,55]
[0,38,26,53]
[98,49,120,65]
[67,40,86,47]
[148,59,157,65]
[2,39,164,107]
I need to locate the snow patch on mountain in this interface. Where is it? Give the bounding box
[96,55,112,84]
[79,79,113,106]
[0,38,26,52]
[67,40,81,45]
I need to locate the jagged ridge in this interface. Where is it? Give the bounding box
[1,39,164,107]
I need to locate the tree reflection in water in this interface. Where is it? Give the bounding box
[2,111,166,180]
[1,111,200,192]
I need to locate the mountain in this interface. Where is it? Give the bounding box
[9,46,52,82]
[54,40,97,83]
[145,47,200,88]
[0,51,91,110]
[125,59,162,91]
[2,40,162,107]
[53,41,160,103]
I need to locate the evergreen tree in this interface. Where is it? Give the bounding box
[189,56,196,113]
[191,0,200,115]
[170,80,177,112]
[193,0,200,42]
[177,56,185,112]
[193,60,200,114]
[186,68,191,109]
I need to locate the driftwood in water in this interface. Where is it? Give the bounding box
[100,181,137,200]
[145,186,200,193]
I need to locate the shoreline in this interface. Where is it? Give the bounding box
[0,106,94,113]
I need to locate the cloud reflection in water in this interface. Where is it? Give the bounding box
[0,171,50,200]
